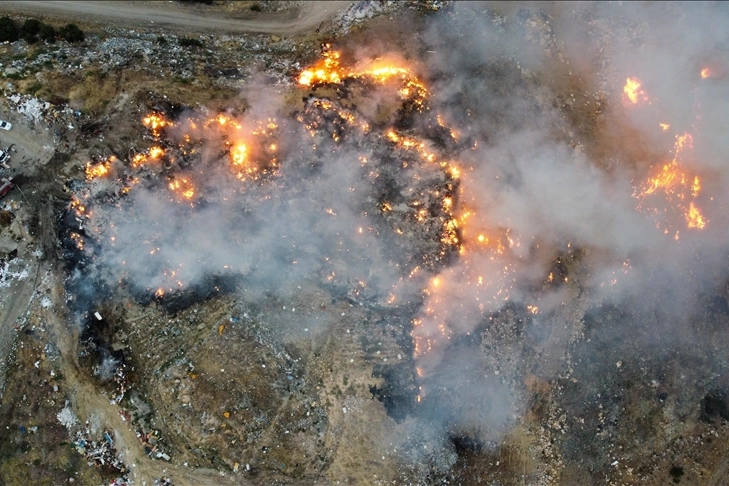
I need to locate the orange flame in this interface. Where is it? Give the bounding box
[169,178,195,200]
[686,201,707,229]
[298,46,429,111]
[623,77,648,105]
[298,47,343,86]
[231,144,248,166]
[85,160,111,180]
[142,113,173,136]
[149,146,165,159]
[636,132,706,231]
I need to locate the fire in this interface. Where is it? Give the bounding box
[701,67,711,79]
[142,113,173,136]
[659,123,671,131]
[169,178,195,200]
[298,45,428,111]
[70,196,86,216]
[70,232,84,250]
[687,201,706,229]
[298,47,343,86]
[154,288,165,298]
[642,160,685,196]
[623,76,648,105]
[149,146,165,159]
[636,132,706,232]
[131,153,146,168]
[231,143,248,166]
[691,176,700,197]
[85,160,111,180]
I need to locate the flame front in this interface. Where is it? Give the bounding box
[687,201,706,229]
[624,73,709,235]
[635,133,707,233]
[85,159,112,180]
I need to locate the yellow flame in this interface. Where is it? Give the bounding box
[623,77,647,104]
[131,153,147,168]
[169,178,195,199]
[636,132,706,231]
[85,161,110,180]
[231,144,248,166]
[142,113,173,135]
[149,146,165,159]
[691,176,701,198]
[686,201,707,229]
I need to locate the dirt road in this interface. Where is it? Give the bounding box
[0,261,39,397]
[43,271,246,486]
[0,1,354,35]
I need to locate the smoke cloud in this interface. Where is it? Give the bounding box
[67,1,729,469]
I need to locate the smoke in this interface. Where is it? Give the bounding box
[95,118,403,301]
[403,0,729,454]
[67,1,729,471]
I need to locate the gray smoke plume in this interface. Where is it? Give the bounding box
[69,1,729,472]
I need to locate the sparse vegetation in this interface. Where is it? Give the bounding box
[178,37,203,48]
[0,17,19,43]
[59,23,84,43]
[39,23,56,43]
[20,18,41,44]
[25,81,43,95]
[17,19,59,44]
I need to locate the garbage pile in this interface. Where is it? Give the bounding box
[71,430,128,475]
[137,429,171,461]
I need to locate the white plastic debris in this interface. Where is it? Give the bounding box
[94,312,103,321]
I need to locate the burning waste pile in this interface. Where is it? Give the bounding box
[62,44,464,317]
[56,2,729,481]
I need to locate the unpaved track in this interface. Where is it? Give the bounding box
[0,261,39,397]
[44,270,245,486]
[0,1,354,35]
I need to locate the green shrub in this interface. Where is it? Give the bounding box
[59,23,84,43]
[0,17,19,43]
[179,37,203,48]
[39,23,56,43]
[21,18,41,43]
